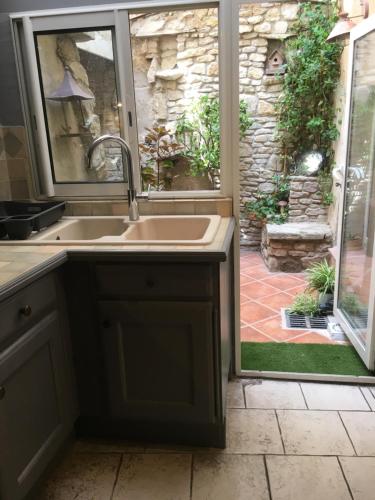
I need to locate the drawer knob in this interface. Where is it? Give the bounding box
[0,386,5,400]
[20,305,32,317]
[102,319,111,328]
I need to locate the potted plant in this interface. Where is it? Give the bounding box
[289,292,320,317]
[306,259,335,314]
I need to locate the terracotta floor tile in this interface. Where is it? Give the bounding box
[286,284,308,297]
[241,326,273,342]
[240,294,250,305]
[242,267,277,281]
[257,292,294,312]
[241,301,277,324]
[253,316,310,342]
[241,281,279,300]
[289,332,335,344]
[261,275,303,292]
[240,273,254,285]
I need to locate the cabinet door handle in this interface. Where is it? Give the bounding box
[20,305,32,317]
[0,386,5,400]
[102,319,111,328]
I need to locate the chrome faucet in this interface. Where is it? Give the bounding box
[87,135,140,221]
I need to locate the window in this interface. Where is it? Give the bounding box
[12,2,227,199]
[35,28,124,184]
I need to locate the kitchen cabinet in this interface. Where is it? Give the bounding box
[0,273,77,500]
[67,251,234,448]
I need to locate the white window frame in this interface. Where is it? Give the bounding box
[10,0,233,200]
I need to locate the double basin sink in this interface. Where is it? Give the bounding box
[26,215,221,245]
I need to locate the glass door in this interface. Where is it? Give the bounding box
[335,17,375,370]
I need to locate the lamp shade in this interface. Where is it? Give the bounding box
[327,12,356,42]
[46,67,94,101]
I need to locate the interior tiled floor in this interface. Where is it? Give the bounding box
[240,249,347,344]
[40,379,375,499]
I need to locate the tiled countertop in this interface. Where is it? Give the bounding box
[0,217,234,299]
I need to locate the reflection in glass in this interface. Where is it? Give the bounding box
[35,29,123,183]
[338,32,375,346]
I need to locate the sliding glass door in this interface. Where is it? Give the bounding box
[335,17,375,370]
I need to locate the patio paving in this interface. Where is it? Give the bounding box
[240,249,341,344]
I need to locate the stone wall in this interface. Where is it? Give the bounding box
[130,3,299,202]
[238,2,299,246]
[261,222,333,272]
[288,176,328,222]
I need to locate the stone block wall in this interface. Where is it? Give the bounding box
[288,176,328,222]
[130,3,300,202]
[238,2,300,247]
[261,222,333,272]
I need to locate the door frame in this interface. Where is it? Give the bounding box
[233,3,375,382]
[334,14,375,371]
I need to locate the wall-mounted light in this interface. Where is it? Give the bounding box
[46,67,94,137]
[326,0,369,42]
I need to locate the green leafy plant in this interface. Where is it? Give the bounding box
[306,259,335,297]
[276,2,342,202]
[289,292,320,317]
[245,174,290,224]
[341,293,363,316]
[139,125,184,191]
[176,96,252,185]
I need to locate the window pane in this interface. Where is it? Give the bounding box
[35,29,124,183]
[129,8,220,192]
[338,31,375,346]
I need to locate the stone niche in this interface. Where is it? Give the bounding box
[261,222,333,272]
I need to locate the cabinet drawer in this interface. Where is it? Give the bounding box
[95,263,214,299]
[0,274,57,349]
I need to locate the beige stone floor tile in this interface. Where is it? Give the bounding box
[245,380,306,409]
[267,456,351,500]
[39,451,120,500]
[192,454,269,500]
[340,412,375,456]
[227,380,245,408]
[277,410,355,455]
[73,437,145,453]
[226,409,283,454]
[112,453,191,500]
[339,457,375,500]
[301,382,370,411]
[360,387,375,411]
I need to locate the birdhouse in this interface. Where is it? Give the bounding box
[266,49,286,75]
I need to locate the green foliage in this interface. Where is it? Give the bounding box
[290,292,320,317]
[245,175,290,224]
[139,125,184,191]
[176,96,252,183]
[341,293,363,316]
[276,2,342,180]
[306,259,335,296]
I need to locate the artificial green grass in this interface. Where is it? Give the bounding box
[241,342,374,376]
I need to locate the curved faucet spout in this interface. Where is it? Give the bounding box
[87,135,139,221]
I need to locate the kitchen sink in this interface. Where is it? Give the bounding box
[17,215,221,245]
[30,217,129,243]
[123,216,220,244]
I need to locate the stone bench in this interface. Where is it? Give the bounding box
[261,222,333,272]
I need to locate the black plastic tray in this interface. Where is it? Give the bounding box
[0,201,66,240]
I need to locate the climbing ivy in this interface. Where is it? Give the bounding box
[276,1,342,189]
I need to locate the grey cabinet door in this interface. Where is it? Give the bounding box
[99,300,216,423]
[0,311,71,500]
